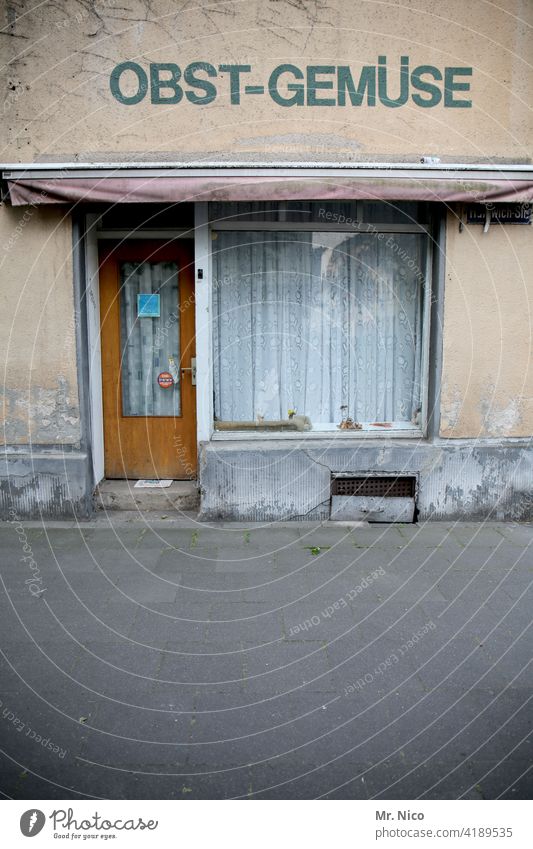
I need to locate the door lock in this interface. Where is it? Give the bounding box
[181,357,196,386]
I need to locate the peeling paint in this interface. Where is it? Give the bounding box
[440,383,464,433]
[2,380,81,445]
[199,441,533,522]
[0,452,92,519]
[481,394,524,436]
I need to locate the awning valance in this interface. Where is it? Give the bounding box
[4,164,533,206]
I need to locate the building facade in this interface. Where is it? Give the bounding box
[1,0,532,521]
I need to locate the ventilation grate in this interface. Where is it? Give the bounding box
[331,476,416,498]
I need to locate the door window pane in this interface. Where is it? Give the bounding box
[213,231,426,427]
[119,261,181,416]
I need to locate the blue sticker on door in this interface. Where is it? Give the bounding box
[137,293,160,317]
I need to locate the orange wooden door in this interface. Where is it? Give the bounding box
[99,240,196,479]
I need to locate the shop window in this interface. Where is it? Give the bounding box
[211,203,430,433]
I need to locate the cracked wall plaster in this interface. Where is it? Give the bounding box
[1,1,532,162]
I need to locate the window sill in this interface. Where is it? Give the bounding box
[211,423,424,441]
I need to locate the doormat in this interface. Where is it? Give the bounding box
[134,479,173,488]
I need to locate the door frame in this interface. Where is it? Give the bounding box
[84,207,212,486]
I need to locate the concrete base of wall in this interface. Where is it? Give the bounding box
[198,439,533,522]
[96,479,199,512]
[0,450,93,520]
[2,439,532,522]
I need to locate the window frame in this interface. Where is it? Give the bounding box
[209,206,433,440]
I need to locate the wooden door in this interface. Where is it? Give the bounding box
[99,240,196,479]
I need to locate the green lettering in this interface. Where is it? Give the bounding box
[184,61,217,104]
[109,62,148,105]
[150,63,182,104]
[411,65,442,107]
[444,67,472,107]
[307,65,336,106]
[337,66,376,106]
[378,55,409,107]
[268,64,304,106]
[218,64,251,104]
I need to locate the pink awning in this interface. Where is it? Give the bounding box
[7,173,533,206]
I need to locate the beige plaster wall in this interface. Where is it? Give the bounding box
[0,205,80,444]
[1,1,532,445]
[440,211,533,437]
[1,0,532,163]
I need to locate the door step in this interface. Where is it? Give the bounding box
[96,480,199,512]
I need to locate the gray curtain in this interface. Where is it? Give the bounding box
[213,231,425,425]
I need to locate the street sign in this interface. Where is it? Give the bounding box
[466,204,531,225]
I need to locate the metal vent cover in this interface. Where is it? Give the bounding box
[331,475,416,498]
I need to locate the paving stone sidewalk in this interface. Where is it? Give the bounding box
[0,516,531,799]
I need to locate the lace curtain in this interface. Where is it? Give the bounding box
[119,261,181,417]
[213,230,425,425]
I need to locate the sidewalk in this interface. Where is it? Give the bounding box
[0,516,531,799]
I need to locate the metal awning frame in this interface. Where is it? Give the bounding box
[3,161,533,182]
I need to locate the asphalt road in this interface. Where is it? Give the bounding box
[0,516,531,799]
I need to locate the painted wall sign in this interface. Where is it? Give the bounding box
[157,372,174,389]
[137,293,161,317]
[467,204,532,225]
[110,58,473,109]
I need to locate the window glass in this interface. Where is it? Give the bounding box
[360,201,422,224]
[209,201,423,226]
[212,231,426,428]
[210,201,360,224]
[119,261,181,416]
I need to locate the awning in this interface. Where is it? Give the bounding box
[3,163,533,206]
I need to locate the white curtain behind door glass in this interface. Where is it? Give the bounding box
[120,261,181,416]
[213,231,425,425]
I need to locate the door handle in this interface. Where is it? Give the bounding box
[180,357,196,386]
